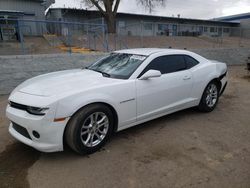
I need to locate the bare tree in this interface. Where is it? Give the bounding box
[137,0,165,13]
[81,0,120,33]
[81,0,166,33]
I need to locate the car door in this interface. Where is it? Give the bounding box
[136,55,193,121]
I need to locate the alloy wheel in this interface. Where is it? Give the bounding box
[205,83,218,108]
[80,112,109,147]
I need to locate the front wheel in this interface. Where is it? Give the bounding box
[65,104,114,154]
[198,81,219,112]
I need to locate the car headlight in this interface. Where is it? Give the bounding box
[26,106,49,116]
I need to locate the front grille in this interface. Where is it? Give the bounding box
[9,101,28,111]
[12,122,31,140]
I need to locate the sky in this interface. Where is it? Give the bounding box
[50,0,250,19]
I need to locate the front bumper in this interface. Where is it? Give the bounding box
[6,104,69,152]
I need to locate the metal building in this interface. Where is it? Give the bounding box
[214,12,250,38]
[46,8,239,37]
[213,12,250,23]
[0,0,55,40]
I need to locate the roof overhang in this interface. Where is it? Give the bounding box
[47,8,240,27]
[0,10,24,17]
[213,12,250,22]
[0,10,36,17]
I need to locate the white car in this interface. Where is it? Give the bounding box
[6,48,227,154]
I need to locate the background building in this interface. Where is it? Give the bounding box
[214,12,250,23]
[46,8,239,37]
[214,12,250,38]
[0,0,55,40]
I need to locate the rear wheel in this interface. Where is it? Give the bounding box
[198,81,219,112]
[65,104,114,154]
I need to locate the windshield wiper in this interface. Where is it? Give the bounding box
[85,67,110,77]
[96,70,111,77]
[83,66,89,70]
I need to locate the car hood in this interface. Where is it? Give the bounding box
[16,69,120,97]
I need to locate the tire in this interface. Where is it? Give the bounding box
[198,81,220,112]
[65,104,114,155]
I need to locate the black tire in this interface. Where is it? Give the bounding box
[198,80,220,112]
[65,104,114,155]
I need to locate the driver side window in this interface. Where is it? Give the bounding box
[138,55,186,78]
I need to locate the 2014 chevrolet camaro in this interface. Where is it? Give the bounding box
[6,48,228,154]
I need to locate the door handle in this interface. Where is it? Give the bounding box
[183,75,191,80]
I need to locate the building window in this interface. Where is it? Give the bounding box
[118,21,125,27]
[223,28,230,33]
[158,24,168,31]
[204,27,208,32]
[210,27,215,32]
[215,27,218,32]
[158,24,163,30]
[144,23,153,30]
[199,26,203,32]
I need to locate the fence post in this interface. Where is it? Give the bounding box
[140,21,144,48]
[239,28,242,47]
[94,33,96,51]
[102,20,109,52]
[221,26,223,46]
[67,24,72,54]
[119,33,122,50]
[105,31,109,52]
[17,19,25,54]
[102,17,106,51]
[87,25,91,49]
[239,28,243,47]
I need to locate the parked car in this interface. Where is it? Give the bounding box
[6,48,228,154]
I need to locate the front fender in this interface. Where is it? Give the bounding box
[54,80,137,128]
[55,92,119,119]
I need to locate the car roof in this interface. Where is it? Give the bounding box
[114,48,190,56]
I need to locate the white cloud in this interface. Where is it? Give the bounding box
[222,0,250,16]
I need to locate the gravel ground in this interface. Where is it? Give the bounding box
[1,36,250,55]
[0,65,250,188]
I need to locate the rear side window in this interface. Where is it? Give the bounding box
[139,55,186,77]
[184,55,199,69]
[164,55,186,73]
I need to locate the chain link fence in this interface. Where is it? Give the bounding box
[0,18,250,55]
[116,21,250,50]
[0,18,108,55]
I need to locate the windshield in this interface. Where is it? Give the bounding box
[87,53,147,79]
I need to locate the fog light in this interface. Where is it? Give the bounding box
[32,131,40,139]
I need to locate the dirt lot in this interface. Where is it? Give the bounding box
[0,65,250,188]
[1,36,250,55]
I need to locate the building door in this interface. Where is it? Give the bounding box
[218,27,222,37]
[0,17,18,41]
[199,26,203,36]
[172,24,177,36]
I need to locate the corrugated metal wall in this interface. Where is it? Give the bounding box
[0,0,56,36]
[0,0,45,19]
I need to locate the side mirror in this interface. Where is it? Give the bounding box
[139,70,161,80]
